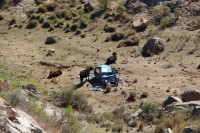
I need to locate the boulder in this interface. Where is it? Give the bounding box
[128,120,137,127]
[191,106,200,119]
[162,96,182,108]
[0,97,46,133]
[132,18,148,31]
[164,128,173,133]
[131,108,143,118]
[84,2,95,13]
[197,65,200,70]
[183,126,200,133]
[142,37,165,57]
[45,36,61,44]
[125,1,147,14]
[180,90,200,102]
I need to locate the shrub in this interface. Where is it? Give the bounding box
[42,21,51,28]
[101,112,113,121]
[117,4,126,14]
[141,92,149,98]
[9,18,16,26]
[0,0,6,8]
[104,25,116,33]
[125,30,136,38]
[151,6,171,24]
[26,20,38,29]
[80,34,86,38]
[112,120,123,132]
[53,86,92,113]
[30,13,41,20]
[79,20,88,29]
[13,0,22,5]
[138,121,145,132]
[104,84,111,94]
[127,91,136,102]
[86,113,102,124]
[46,2,59,12]
[160,16,170,27]
[60,106,81,133]
[98,0,111,10]
[70,23,79,31]
[34,0,42,5]
[48,26,54,32]
[0,15,4,21]
[117,37,140,48]
[36,5,46,13]
[55,20,64,28]
[110,32,124,41]
[113,106,125,119]
[74,29,81,35]
[28,8,35,15]
[140,103,159,122]
[48,14,56,20]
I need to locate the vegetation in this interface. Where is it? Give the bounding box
[98,0,112,10]
[26,20,38,29]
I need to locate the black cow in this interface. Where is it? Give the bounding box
[79,67,94,83]
[105,52,117,65]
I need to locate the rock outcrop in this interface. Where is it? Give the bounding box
[162,96,182,108]
[180,90,200,102]
[0,97,46,133]
[142,37,165,57]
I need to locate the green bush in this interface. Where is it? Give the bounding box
[26,20,38,29]
[60,106,81,133]
[53,86,92,113]
[117,4,126,14]
[98,0,111,10]
[160,16,170,27]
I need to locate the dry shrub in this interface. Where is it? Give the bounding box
[117,37,140,48]
[42,21,51,28]
[110,32,124,41]
[141,92,149,98]
[155,113,185,133]
[45,2,59,12]
[26,20,38,29]
[104,84,111,94]
[127,91,136,102]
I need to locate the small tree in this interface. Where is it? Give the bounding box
[98,0,112,10]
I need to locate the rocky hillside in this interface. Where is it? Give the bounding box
[0,0,200,133]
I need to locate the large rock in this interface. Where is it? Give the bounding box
[0,97,46,133]
[142,37,165,57]
[183,126,200,133]
[125,1,147,14]
[132,18,148,31]
[180,90,200,102]
[45,36,61,44]
[84,2,95,13]
[162,96,182,108]
[191,106,200,119]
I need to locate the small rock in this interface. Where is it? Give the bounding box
[183,126,200,133]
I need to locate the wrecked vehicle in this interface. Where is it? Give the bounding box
[94,65,119,87]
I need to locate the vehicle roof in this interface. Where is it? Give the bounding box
[96,65,112,73]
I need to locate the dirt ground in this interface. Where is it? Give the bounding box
[0,18,200,115]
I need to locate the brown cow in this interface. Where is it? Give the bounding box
[47,67,62,79]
